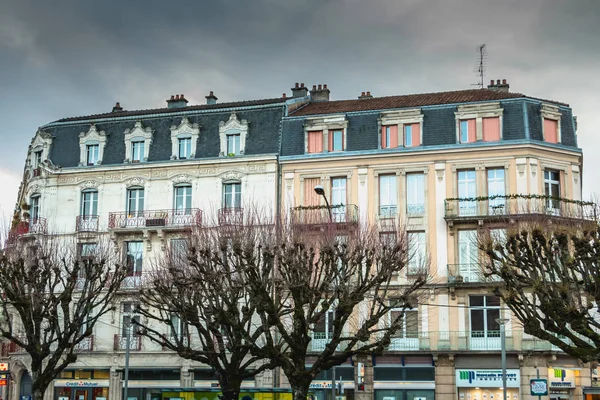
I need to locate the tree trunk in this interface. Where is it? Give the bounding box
[289,379,312,400]
[220,389,240,400]
[32,387,45,400]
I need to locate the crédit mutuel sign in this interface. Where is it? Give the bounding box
[456,370,520,388]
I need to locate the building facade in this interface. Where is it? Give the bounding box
[4,81,593,400]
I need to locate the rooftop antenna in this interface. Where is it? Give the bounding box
[472,44,486,88]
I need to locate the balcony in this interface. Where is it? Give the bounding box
[291,204,359,231]
[7,218,47,244]
[108,209,202,232]
[32,168,42,178]
[121,271,147,289]
[444,195,596,226]
[218,207,244,227]
[114,334,142,351]
[75,336,94,352]
[163,335,191,351]
[310,333,341,352]
[76,215,99,233]
[447,264,502,285]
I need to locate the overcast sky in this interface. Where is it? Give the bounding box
[1,0,599,221]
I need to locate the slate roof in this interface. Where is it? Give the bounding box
[53,97,287,123]
[290,89,568,116]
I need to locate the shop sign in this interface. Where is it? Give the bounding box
[310,382,332,389]
[530,379,548,396]
[0,363,8,371]
[55,380,110,388]
[549,369,575,389]
[455,369,520,388]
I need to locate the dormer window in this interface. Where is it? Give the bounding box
[170,117,200,160]
[460,119,476,143]
[455,103,503,144]
[541,103,561,144]
[33,151,43,168]
[29,129,53,172]
[79,124,106,166]
[124,121,153,163]
[404,124,421,147]
[178,138,192,159]
[329,130,344,152]
[304,115,348,154]
[131,141,144,163]
[379,109,423,149]
[219,113,248,157]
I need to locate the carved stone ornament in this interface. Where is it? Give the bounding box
[219,170,244,182]
[79,124,108,165]
[219,112,249,156]
[170,117,201,159]
[171,174,194,184]
[124,121,154,162]
[27,184,41,197]
[79,180,100,190]
[125,177,146,188]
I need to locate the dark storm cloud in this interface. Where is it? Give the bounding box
[0,0,599,216]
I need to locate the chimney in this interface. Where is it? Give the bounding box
[358,91,373,100]
[487,78,510,93]
[310,83,330,102]
[166,94,189,109]
[112,102,123,112]
[291,82,309,98]
[205,91,218,105]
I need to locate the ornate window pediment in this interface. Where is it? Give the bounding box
[124,121,153,163]
[79,124,107,166]
[29,129,53,170]
[170,117,201,160]
[219,113,249,157]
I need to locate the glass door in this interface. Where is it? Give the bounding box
[487,168,505,214]
[469,295,501,350]
[331,178,347,222]
[458,170,477,216]
[458,230,478,282]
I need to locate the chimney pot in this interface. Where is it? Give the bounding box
[502,79,507,85]
[323,84,328,89]
[282,93,287,98]
[313,85,317,90]
[205,91,218,105]
[291,82,309,98]
[175,94,180,100]
[366,91,371,96]
[180,94,184,99]
[112,102,123,112]
[496,79,501,85]
[318,84,322,90]
[116,102,120,107]
[361,92,366,96]
[170,95,175,100]
[295,82,299,88]
[301,83,305,88]
[490,80,494,85]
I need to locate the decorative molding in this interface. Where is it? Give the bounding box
[219,112,249,156]
[79,124,107,166]
[435,163,446,182]
[379,108,423,125]
[170,117,201,159]
[124,177,146,188]
[79,180,100,190]
[124,121,153,163]
[171,174,194,184]
[29,129,54,168]
[27,184,41,197]
[219,170,245,182]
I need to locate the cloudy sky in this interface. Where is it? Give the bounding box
[1,0,599,221]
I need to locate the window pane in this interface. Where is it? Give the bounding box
[487,309,500,331]
[486,295,500,307]
[407,173,424,215]
[460,120,469,142]
[470,309,484,331]
[332,131,343,151]
[469,295,484,307]
[405,311,419,336]
[405,125,412,146]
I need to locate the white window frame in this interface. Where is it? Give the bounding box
[125,241,144,276]
[406,173,425,216]
[457,169,477,216]
[173,184,192,214]
[379,175,398,218]
[178,137,192,159]
[170,117,200,160]
[219,112,248,156]
[407,231,426,275]
[303,115,348,154]
[124,121,153,163]
[222,182,242,209]
[378,108,424,148]
[79,124,106,166]
[454,102,503,142]
[544,169,561,213]
[30,129,53,170]
[126,187,145,216]
[80,190,98,217]
[30,194,41,220]
[226,133,241,155]
[458,230,479,282]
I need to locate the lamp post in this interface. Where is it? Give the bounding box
[496,317,509,400]
[314,185,333,223]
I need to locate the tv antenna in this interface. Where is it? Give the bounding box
[473,44,486,88]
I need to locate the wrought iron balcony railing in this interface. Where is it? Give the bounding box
[445,195,596,221]
[218,207,244,226]
[7,218,47,243]
[114,334,142,351]
[447,263,502,284]
[292,204,359,227]
[76,215,99,232]
[75,336,94,352]
[108,209,202,230]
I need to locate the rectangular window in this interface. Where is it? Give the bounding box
[381,125,398,149]
[544,170,561,212]
[313,309,334,340]
[126,241,143,276]
[482,117,501,142]
[33,150,43,168]
[170,238,188,259]
[460,119,476,143]
[126,188,144,216]
[487,168,505,214]
[458,230,479,282]
[86,144,99,165]
[171,313,183,338]
[307,131,323,153]
[329,130,344,152]
[226,134,240,155]
[457,170,477,216]
[406,173,425,216]
[390,309,418,338]
[404,123,421,147]
[379,231,397,248]
[174,185,192,214]
[30,195,40,220]
[132,141,144,162]
[544,118,559,144]
[178,138,192,159]
[122,302,140,336]
[223,182,242,208]
[379,175,397,218]
[331,177,347,222]
[407,231,426,275]
[80,243,97,258]
[81,191,98,217]
[469,295,501,350]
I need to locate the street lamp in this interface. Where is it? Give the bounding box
[496,317,509,400]
[314,185,333,222]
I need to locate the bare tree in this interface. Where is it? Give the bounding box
[480,221,600,362]
[0,238,129,400]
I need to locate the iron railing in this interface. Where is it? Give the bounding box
[108,209,202,230]
[76,215,99,232]
[218,207,244,226]
[114,334,142,351]
[447,264,502,284]
[7,218,47,243]
[445,195,596,221]
[292,204,359,226]
[75,336,94,352]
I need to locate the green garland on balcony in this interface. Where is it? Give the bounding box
[293,203,346,211]
[445,193,595,207]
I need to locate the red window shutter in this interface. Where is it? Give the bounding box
[482,117,501,142]
[389,125,398,148]
[411,123,421,146]
[544,118,558,143]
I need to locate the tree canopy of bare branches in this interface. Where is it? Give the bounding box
[481,222,600,362]
[0,239,129,400]
[138,218,427,400]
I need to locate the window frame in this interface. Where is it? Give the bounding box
[178,137,192,159]
[126,187,145,216]
[125,241,143,276]
[222,182,242,209]
[406,173,425,216]
[330,130,344,152]
[407,231,426,275]
[226,133,241,155]
[379,175,398,218]
[131,141,145,163]
[173,184,192,214]
[80,190,98,217]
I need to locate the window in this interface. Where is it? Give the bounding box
[331,178,347,222]
[170,238,188,259]
[404,124,421,147]
[223,182,242,209]
[131,141,145,162]
[390,309,418,339]
[543,118,559,143]
[81,190,98,218]
[379,175,397,218]
[30,194,40,220]
[313,309,334,341]
[126,241,143,276]
[406,173,425,216]
[487,168,505,215]
[79,310,93,336]
[482,117,501,142]
[80,243,97,260]
[381,125,398,149]
[460,119,476,143]
[380,231,397,248]
[122,302,140,336]
[170,313,183,339]
[469,295,501,350]
[86,145,99,166]
[33,150,43,168]
[407,232,426,275]
[174,185,192,214]
[126,188,144,217]
[226,134,240,155]
[178,138,192,159]
[307,131,323,153]
[457,170,476,216]
[329,130,344,152]
[458,230,479,282]
[544,170,561,212]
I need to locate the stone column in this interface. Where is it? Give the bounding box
[110,367,122,400]
[434,163,448,278]
[181,366,193,388]
[354,355,373,400]
[434,355,455,400]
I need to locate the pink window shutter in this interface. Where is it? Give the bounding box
[381,127,387,148]
[304,178,321,206]
[328,130,334,152]
[482,117,501,142]
[389,125,399,148]
[308,131,323,153]
[467,119,477,142]
[544,119,558,143]
[411,123,421,146]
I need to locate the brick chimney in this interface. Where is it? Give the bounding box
[358,91,373,100]
[205,91,218,105]
[112,102,123,112]
[310,84,330,102]
[167,94,189,109]
[487,79,510,93]
[291,82,309,98]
